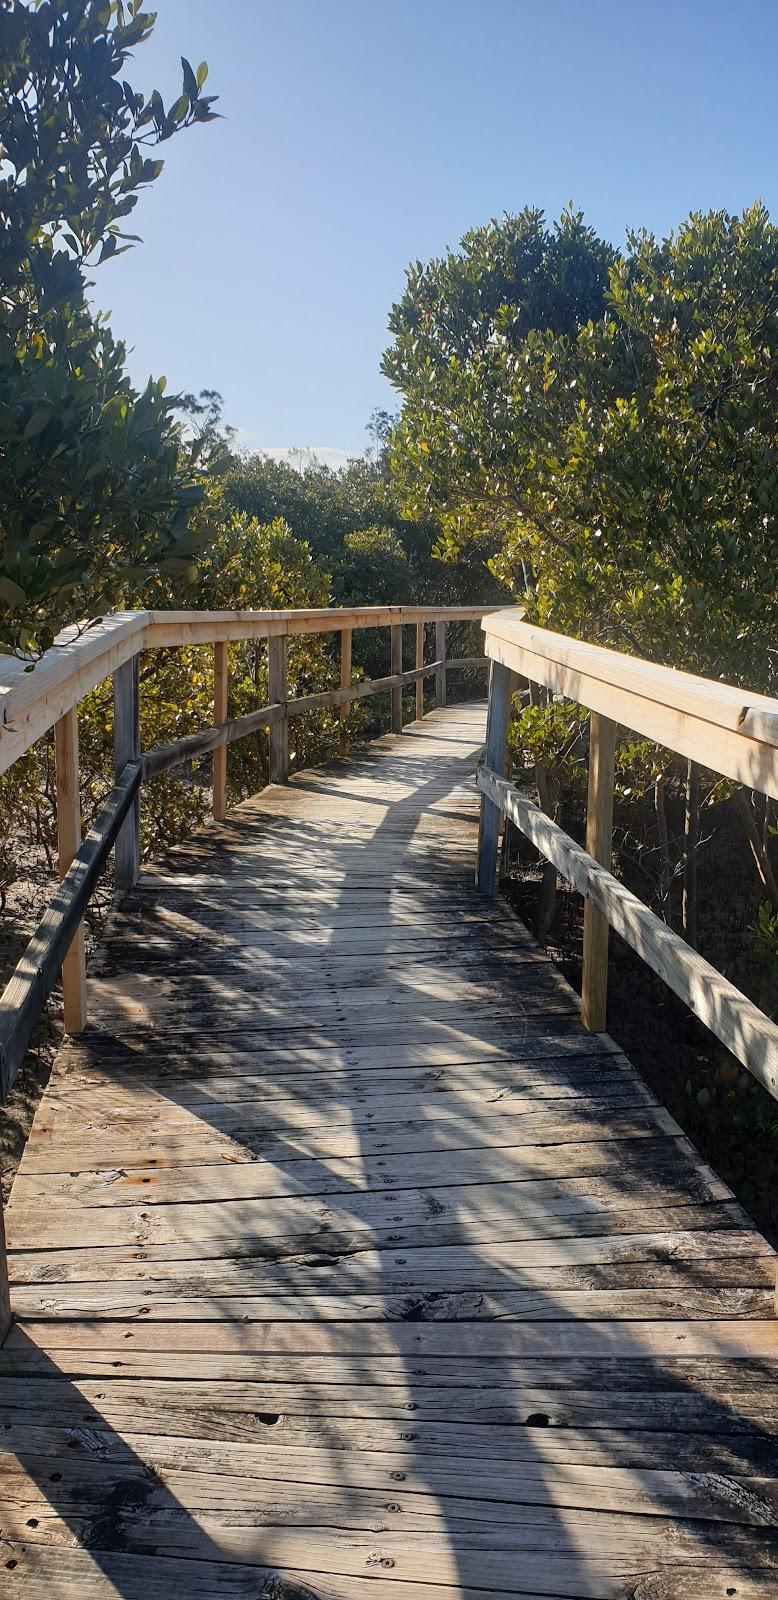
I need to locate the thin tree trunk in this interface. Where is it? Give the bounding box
[654,770,671,921]
[734,786,778,909]
[682,758,700,947]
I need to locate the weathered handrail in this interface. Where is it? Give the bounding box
[476,607,778,1104]
[0,760,142,1099]
[0,604,494,1097]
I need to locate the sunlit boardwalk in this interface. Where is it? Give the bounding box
[1,702,777,1599]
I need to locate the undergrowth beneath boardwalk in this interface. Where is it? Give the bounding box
[505,868,778,1249]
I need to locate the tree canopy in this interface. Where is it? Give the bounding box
[383,201,778,689]
[0,0,219,654]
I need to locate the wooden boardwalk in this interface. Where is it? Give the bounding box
[2,703,778,1599]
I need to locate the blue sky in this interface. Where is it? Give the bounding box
[94,0,778,464]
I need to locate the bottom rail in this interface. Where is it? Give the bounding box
[0,760,142,1101]
[143,655,487,778]
[476,761,778,1103]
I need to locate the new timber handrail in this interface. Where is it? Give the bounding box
[475,607,778,1107]
[0,603,494,1100]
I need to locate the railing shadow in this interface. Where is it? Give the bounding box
[3,706,778,1596]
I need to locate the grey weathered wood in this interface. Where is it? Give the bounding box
[477,762,778,1102]
[339,626,352,754]
[0,1198,10,1342]
[475,661,516,896]
[6,703,776,1595]
[53,706,87,1033]
[212,641,228,822]
[435,619,447,707]
[112,653,140,894]
[391,622,403,733]
[0,760,142,1099]
[141,660,486,778]
[267,633,288,783]
[581,712,617,1031]
[415,620,424,720]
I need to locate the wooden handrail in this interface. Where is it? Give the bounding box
[0,606,494,778]
[476,608,778,1102]
[141,656,486,778]
[0,605,494,1098]
[0,760,142,1099]
[478,762,778,1101]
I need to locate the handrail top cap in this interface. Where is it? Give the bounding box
[481,608,778,749]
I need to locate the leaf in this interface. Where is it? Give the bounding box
[181,56,198,101]
[0,577,27,609]
[23,408,52,440]
[196,60,208,88]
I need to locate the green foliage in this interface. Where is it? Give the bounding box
[223,447,501,609]
[750,901,778,968]
[0,509,337,893]
[0,0,219,653]
[508,696,588,801]
[133,510,339,843]
[385,201,778,691]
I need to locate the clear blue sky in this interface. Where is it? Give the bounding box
[94,0,778,463]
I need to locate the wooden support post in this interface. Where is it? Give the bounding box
[581,710,617,1031]
[268,633,289,783]
[339,627,352,755]
[475,660,515,896]
[390,623,403,734]
[435,621,447,708]
[54,707,86,1033]
[415,621,424,721]
[113,654,140,895]
[0,1200,10,1342]
[213,641,228,822]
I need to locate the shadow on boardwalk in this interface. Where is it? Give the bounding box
[2,708,778,1597]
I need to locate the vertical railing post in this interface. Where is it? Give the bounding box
[435,620,447,708]
[581,711,617,1031]
[390,623,403,734]
[476,659,516,896]
[54,706,86,1032]
[113,653,140,895]
[268,632,289,783]
[213,641,228,822]
[0,1201,10,1342]
[415,620,424,721]
[339,626,352,755]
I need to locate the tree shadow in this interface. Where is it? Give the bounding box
[3,706,778,1597]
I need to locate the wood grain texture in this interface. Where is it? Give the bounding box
[3,702,777,1598]
[54,707,86,1033]
[581,710,616,1031]
[477,763,778,1102]
[112,654,140,894]
[212,640,229,822]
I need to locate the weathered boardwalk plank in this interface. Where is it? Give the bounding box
[2,703,777,1598]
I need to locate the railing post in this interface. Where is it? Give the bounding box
[54,707,87,1033]
[268,632,289,783]
[415,621,424,721]
[476,660,516,896]
[339,627,352,754]
[113,653,140,895]
[435,621,447,708]
[0,1200,10,1341]
[213,641,228,822]
[581,711,617,1031]
[390,623,403,734]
